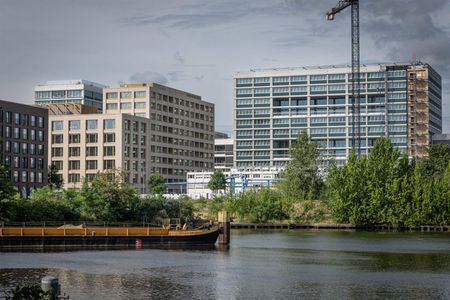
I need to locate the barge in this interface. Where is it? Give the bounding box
[0,225,220,250]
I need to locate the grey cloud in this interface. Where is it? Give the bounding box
[195,75,204,81]
[121,1,287,29]
[167,71,185,82]
[173,51,185,64]
[129,71,169,85]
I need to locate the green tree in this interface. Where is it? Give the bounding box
[48,163,63,189]
[278,132,323,203]
[422,144,450,178]
[81,169,140,221]
[208,169,226,194]
[147,173,166,195]
[0,163,17,221]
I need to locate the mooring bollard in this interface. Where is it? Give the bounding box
[218,211,230,245]
[41,276,60,300]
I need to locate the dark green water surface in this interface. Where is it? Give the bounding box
[0,230,449,299]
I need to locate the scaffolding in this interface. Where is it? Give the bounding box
[407,63,429,158]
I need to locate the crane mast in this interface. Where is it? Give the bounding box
[326,0,361,155]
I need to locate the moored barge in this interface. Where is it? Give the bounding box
[0,225,220,250]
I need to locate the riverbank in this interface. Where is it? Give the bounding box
[231,223,450,232]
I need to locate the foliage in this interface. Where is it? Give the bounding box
[327,138,450,226]
[278,132,324,205]
[208,170,226,193]
[422,144,450,178]
[48,164,63,190]
[7,284,54,300]
[80,170,140,222]
[147,173,166,195]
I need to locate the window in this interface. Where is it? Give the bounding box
[120,91,132,98]
[86,120,98,130]
[86,133,98,143]
[38,117,44,128]
[21,171,27,183]
[68,174,80,183]
[236,78,252,85]
[120,102,132,109]
[104,146,115,156]
[37,144,44,155]
[254,98,270,106]
[13,142,19,153]
[106,92,118,99]
[69,120,81,130]
[254,77,270,85]
[273,76,289,85]
[52,121,64,131]
[86,146,98,156]
[52,161,63,170]
[38,131,44,142]
[106,103,118,110]
[135,91,146,98]
[67,90,82,98]
[103,160,115,169]
[135,102,146,109]
[104,119,115,129]
[35,91,51,99]
[104,133,115,143]
[69,160,80,170]
[86,160,98,170]
[52,147,63,157]
[69,134,80,143]
[69,147,80,157]
[236,89,252,97]
[52,91,65,98]
[21,128,28,140]
[21,143,28,154]
[291,86,307,95]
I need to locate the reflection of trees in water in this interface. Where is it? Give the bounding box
[365,252,450,272]
[0,267,216,299]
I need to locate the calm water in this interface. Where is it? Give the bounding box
[0,230,449,299]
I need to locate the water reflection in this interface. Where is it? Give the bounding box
[0,230,449,299]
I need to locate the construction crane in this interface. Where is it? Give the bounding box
[326,0,361,155]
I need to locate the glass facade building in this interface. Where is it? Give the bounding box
[233,63,442,168]
[35,80,106,112]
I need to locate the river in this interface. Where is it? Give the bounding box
[1,230,449,299]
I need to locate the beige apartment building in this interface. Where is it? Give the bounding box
[49,113,152,193]
[103,83,215,193]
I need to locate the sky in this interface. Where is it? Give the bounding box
[1,0,450,134]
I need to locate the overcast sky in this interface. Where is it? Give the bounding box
[1,0,449,134]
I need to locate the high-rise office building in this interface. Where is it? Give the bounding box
[35,80,106,112]
[0,100,48,197]
[233,63,441,167]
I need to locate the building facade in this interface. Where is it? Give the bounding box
[103,83,215,193]
[233,63,442,167]
[48,114,151,193]
[0,100,48,197]
[214,137,234,172]
[187,167,281,199]
[35,80,106,112]
[432,133,450,146]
